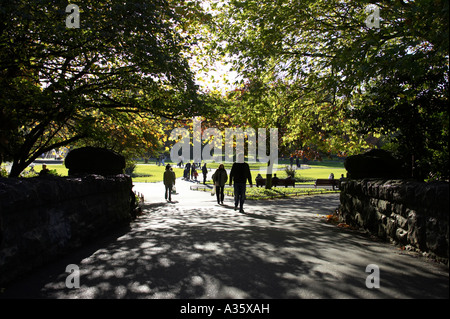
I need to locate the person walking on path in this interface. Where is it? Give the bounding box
[212,164,228,205]
[191,163,196,180]
[202,163,208,185]
[184,162,191,180]
[163,164,176,202]
[229,154,252,213]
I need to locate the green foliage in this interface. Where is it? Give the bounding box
[124,162,137,176]
[0,0,205,177]
[0,166,8,177]
[19,169,39,178]
[19,165,62,178]
[283,165,297,179]
[2,0,447,181]
[42,164,68,176]
[207,0,449,180]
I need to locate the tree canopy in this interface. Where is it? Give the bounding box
[206,0,448,180]
[0,0,207,177]
[1,0,448,181]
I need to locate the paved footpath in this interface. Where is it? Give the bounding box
[1,177,448,299]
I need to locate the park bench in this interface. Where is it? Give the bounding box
[314,179,339,190]
[255,178,296,187]
[256,178,266,187]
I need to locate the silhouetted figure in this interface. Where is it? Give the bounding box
[39,164,50,176]
[272,173,279,187]
[212,164,228,205]
[229,154,252,213]
[163,164,176,202]
[202,163,208,184]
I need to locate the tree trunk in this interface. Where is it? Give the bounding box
[265,174,272,189]
[8,160,28,178]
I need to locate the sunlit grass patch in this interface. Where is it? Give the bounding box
[191,184,339,200]
[131,164,184,183]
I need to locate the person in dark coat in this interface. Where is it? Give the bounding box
[184,162,191,180]
[229,154,252,213]
[202,163,208,184]
[212,164,228,205]
[163,164,176,201]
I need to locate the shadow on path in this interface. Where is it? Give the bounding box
[1,194,448,299]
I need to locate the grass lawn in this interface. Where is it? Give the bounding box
[201,159,346,181]
[24,163,185,183]
[192,185,339,200]
[244,186,339,199]
[280,165,347,182]
[131,165,184,183]
[23,159,346,184]
[23,164,69,176]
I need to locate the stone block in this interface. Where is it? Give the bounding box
[339,178,449,263]
[344,149,406,179]
[425,217,448,259]
[0,174,132,286]
[396,228,408,245]
[396,213,408,230]
[386,215,397,238]
[407,211,426,250]
[65,147,125,176]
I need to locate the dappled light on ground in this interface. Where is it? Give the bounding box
[31,194,448,299]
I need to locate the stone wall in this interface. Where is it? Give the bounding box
[0,174,133,286]
[339,179,449,264]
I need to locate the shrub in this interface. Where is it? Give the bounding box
[284,165,297,178]
[0,166,8,177]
